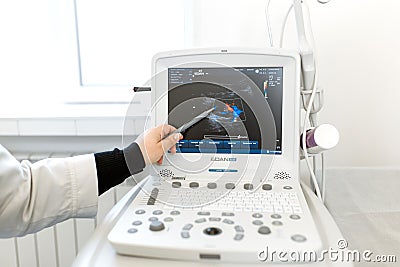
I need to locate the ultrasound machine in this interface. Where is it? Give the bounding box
[108,48,323,263]
[107,0,339,263]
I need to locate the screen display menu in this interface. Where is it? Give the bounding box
[168,67,283,154]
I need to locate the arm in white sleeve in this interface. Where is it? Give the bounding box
[0,145,98,238]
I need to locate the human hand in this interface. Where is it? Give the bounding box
[135,124,183,165]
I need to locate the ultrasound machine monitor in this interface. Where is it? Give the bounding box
[108,48,323,263]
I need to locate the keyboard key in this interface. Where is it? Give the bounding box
[135,209,145,215]
[222,219,234,225]
[181,232,190,239]
[234,234,244,241]
[153,210,163,215]
[258,226,271,235]
[225,183,235,189]
[170,210,180,216]
[207,182,217,189]
[127,228,138,234]
[291,234,307,242]
[243,183,253,190]
[271,214,282,219]
[149,221,165,231]
[262,184,272,191]
[234,225,244,232]
[164,217,174,222]
[290,214,301,220]
[172,182,181,188]
[252,220,263,225]
[183,224,193,230]
[189,182,199,188]
[195,218,207,223]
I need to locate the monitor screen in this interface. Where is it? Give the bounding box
[168,67,283,154]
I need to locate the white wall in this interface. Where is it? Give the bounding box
[186,0,400,168]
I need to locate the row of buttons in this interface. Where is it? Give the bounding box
[171,182,279,190]
[191,217,235,224]
[135,209,300,220]
[135,209,181,216]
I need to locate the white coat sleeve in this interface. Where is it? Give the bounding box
[0,145,98,238]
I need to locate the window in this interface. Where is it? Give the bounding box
[0,0,185,109]
[76,0,185,87]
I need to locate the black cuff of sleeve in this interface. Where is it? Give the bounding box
[94,142,145,195]
[123,142,146,175]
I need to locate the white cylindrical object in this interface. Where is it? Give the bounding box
[301,124,339,154]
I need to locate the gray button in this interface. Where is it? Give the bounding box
[222,212,234,217]
[271,214,281,219]
[234,225,244,232]
[164,217,174,222]
[147,197,156,205]
[262,184,272,191]
[283,185,293,190]
[244,183,253,190]
[207,182,217,189]
[252,220,263,226]
[195,218,207,223]
[132,220,142,226]
[291,234,307,242]
[258,226,271,235]
[197,211,210,216]
[189,182,199,188]
[272,220,283,226]
[153,210,163,215]
[127,228,138,234]
[234,233,244,241]
[135,209,145,215]
[170,210,180,216]
[148,188,159,206]
[183,223,193,230]
[222,219,234,225]
[225,183,235,189]
[290,214,301,220]
[209,217,221,222]
[203,227,222,236]
[148,217,158,222]
[181,231,190,238]
[172,181,181,188]
[149,221,165,231]
[252,213,263,218]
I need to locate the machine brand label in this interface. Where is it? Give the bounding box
[210,157,237,162]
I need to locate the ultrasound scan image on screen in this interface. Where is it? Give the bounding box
[168,67,283,154]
